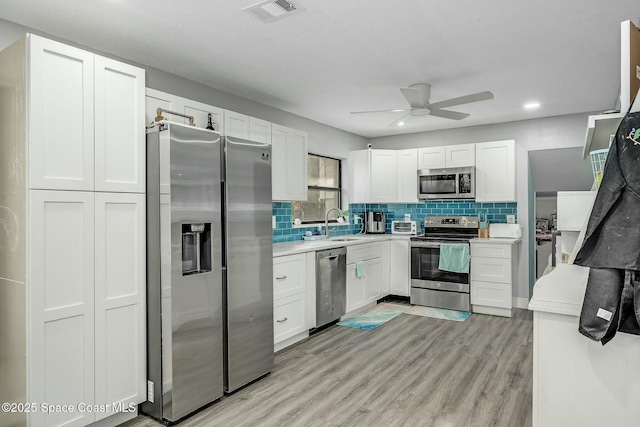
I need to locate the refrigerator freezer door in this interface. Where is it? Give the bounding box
[224,136,274,392]
[143,123,224,422]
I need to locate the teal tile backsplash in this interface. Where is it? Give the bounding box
[272,200,517,243]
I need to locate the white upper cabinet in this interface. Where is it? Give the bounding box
[272,124,308,201]
[475,140,516,202]
[445,143,476,168]
[417,146,445,169]
[29,35,95,191]
[145,88,178,126]
[94,56,145,193]
[418,144,475,169]
[250,117,272,144]
[370,150,398,202]
[397,149,418,203]
[177,97,224,133]
[224,110,251,139]
[28,35,146,194]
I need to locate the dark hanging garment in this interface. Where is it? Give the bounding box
[573,108,640,344]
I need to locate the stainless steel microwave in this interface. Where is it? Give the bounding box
[418,166,475,200]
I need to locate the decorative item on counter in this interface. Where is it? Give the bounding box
[336,209,349,223]
[478,210,489,238]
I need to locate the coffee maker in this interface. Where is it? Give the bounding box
[366,211,386,234]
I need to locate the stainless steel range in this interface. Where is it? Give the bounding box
[410,216,478,311]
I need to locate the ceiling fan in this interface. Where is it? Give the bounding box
[350,83,494,127]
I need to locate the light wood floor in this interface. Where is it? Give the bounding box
[123,307,533,427]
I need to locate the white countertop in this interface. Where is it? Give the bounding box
[273,234,411,257]
[469,237,521,244]
[528,263,590,316]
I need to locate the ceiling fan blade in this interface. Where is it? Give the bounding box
[428,109,470,120]
[400,87,426,109]
[350,109,410,115]
[426,91,494,110]
[385,113,411,128]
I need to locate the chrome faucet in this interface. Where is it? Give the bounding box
[324,208,343,237]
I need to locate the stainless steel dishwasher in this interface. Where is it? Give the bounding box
[316,247,347,328]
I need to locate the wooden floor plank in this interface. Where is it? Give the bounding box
[121,308,533,427]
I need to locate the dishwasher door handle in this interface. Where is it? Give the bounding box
[325,256,339,261]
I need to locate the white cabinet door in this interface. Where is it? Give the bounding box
[29,190,95,427]
[95,56,145,193]
[417,146,446,169]
[178,97,224,133]
[273,254,306,300]
[224,110,251,139]
[348,150,371,204]
[445,143,476,167]
[250,117,272,144]
[272,124,308,201]
[370,150,397,202]
[274,293,307,343]
[94,193,146,421]
[346,263,366,313]
[475,140,516,202]
[145,88,178,126]
[365,258,382,303]
[397,149,418,202]
[390,239,410,296]
[470,281,511,308]
[471,257,512,284]
[29,35,95,191]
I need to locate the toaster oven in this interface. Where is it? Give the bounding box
[391,220,419,235]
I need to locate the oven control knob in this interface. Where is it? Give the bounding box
[436,283,441,288]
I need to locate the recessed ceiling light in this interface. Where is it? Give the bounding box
[392,109,404,112]
[398,122,405,126]
[524,102,540,110]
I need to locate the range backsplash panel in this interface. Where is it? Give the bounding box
[272,200,517,243]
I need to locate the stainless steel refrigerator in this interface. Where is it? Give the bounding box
[142,122,274,423]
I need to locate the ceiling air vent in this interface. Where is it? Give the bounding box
[244,0,302,23]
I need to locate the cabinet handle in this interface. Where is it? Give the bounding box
[276,275,287,280]
[276,317,288,323]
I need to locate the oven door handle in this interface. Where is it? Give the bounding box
[410,241,443,248]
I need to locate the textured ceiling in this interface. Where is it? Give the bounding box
[0,0,638,137]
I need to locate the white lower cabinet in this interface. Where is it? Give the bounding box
[470,240,517,317]
[274,293,307,343]
[346,242,383,314]
[273,253,312,351]
[390,239,410,296]
[28,190,146,426]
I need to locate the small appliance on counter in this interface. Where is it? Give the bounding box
[489,223,522,239]
[365,211,386,234]
[391,220,419,235]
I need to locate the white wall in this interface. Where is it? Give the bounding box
[370,113,593,301]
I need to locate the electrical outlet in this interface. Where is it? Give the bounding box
[272,215,276,229]
[353,215,361,224]
[506,215,515,224]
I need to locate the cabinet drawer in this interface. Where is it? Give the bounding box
[471,257,511,284]
[471,280,511,308]
[273,253,306,300]
[347,242,381,264]
[471,242,511,259]
[274,293,307,344]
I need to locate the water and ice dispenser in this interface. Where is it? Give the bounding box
[182,223,212,275]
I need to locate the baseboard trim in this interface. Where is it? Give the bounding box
[512,297,530,309]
